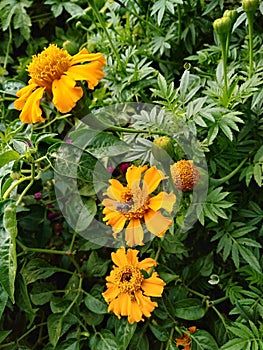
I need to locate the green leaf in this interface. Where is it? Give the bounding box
[129,329,149,350]
[89,329,119,350]
[0,150,20,168]
[85,293,108,314]
[21,258,59,284]
[30,282,55,305]
[172,298,206,320]
[253,163,262,187]
[82,251,110,278]
[0,203,17,302]
[0,283,8,319]
[192,330,219,350]
[254,145,263,163]
[149,323,169,341]
[47,313,63,348]
[0,330,12,343]
[115,318,137,350]
[238,246,261,273]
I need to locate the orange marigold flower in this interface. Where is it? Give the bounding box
[102,247,165,324]
[14,44,106,123]
[175,326,197,350]
[102,165,176,246]
[170,160,200,191]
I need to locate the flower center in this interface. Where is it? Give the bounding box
[114,265,144,294]
[27,44,71,90]
[118,182,149,219]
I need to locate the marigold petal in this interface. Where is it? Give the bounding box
[15,83,39,109]
[144,209,172,237]
[148,192,176,212]
[52,75,83,113]
[111,247,128,267]
[67,61,105,89]
[141,272,165,297]
[143,166,165,194]
[135,290,157,318]
[106,179,125,200]
[103,211,126,235]
[125,219,144,246]
[108,298,121,319]
[118,292,131,316]
[102,285,120,302]
[70,49,106,65]
[128,297,143,324]
[126,248,140,266]
[137,257,157,272]
[16,87,45,123]
[126,165,148,188]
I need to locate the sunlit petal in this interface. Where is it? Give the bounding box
[52,75,83,113]
[125,219,144,246]
[126,165,147,188]
[143,166,165,194]
[148,192,176,212]
[18,87,45,123]
[67,61,105,89]
[144,209,172,237]
[70,49,106,65]
[141,272,166,297]
[111,247,128,267]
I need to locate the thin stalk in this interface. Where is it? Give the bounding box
[247,12,254,78]
[177,5,182,45]
[16,164,35,206]
[219,34,228,100]
[209,157,247,185]
[3,175,32,200]
[88,1,123,70]
[16,239,74,257]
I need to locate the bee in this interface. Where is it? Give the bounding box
[114,200,133,213]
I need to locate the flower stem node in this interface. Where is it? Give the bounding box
[213,16,232,35]
[242,0,259,13]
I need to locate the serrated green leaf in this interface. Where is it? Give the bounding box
[253,163,262,187]
[0,203,17,302]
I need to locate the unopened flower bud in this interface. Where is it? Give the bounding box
[213,16,232,35]
[242,0,259,13]
[223,9,238,24]
[10,171,21,180]
[153,136,174,158]
[63,40,79,55]
[170,160,200,191]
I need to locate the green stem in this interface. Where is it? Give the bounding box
[177,5,182,45]
[16,239,74,257]
[15,164,36,206]
[3,175,32,200]
[209,157,247,185]
[219,34,228,100]
[88,1,122,70]
[247,12,254,78]
[0,322,47,348]
[107,125,167,136]
[63,277,83,317]
[165,328,175,350]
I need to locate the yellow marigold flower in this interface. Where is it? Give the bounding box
[175,326,197,350]
[102,247,165,324]
[102,165,176,246]
[14,44,106,123]
[170,160,200,192]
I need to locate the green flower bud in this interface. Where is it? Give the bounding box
[152,136,174,159]
[242,0,259,13]
[63,40,79,55]
[213,16,232,35]
[223,9,238,23]
[10,170,21,180]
